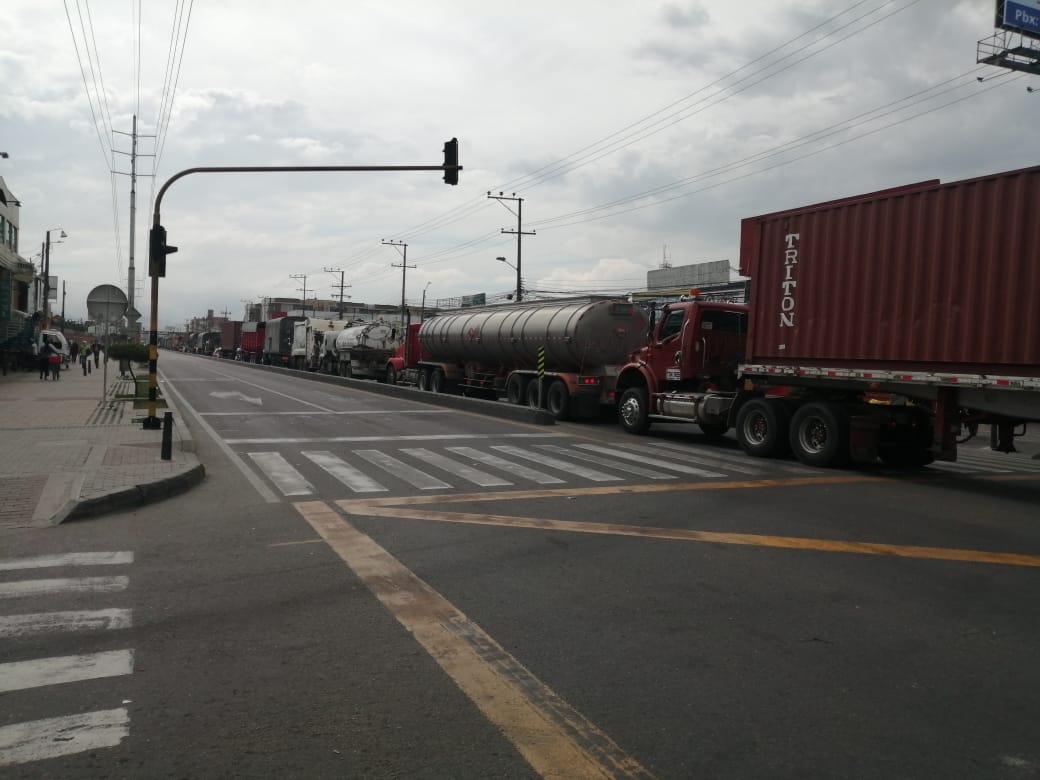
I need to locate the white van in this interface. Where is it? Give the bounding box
[38,329,70,364]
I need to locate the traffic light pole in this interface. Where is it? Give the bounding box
[144,153,462,429]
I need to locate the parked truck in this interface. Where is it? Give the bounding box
[614,165,1040,467]
[385,297,650,420]
[291,318,347,371]
[323,320,400,378]
[263,316,305,367]
[217,320,242,359]
[240,321,265,362]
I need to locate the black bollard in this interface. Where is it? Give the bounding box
[161,411,173,461]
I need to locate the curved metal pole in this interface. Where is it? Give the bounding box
[145,162,461,428]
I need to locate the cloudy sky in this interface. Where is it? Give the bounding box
[2,0,1036,330]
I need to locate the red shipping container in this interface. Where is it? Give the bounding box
[739,165,1040,377]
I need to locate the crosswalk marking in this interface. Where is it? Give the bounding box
[0,552,133,572]
[0,649,134,694]
[0,609,132,639]
[574,444,727,478]
[248,452,314,495]
[303,451,387,493]
[532,445,674,480]
[0,709,130,768]
[491,445,623,482]
[401,448,513,487]
[355,450,452,490]
[0,577,129,599]
[241,439,1040,500]
[446,447,566,485]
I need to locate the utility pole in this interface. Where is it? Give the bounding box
[289,274,309,316]
[383,240,414,323]
[113,115,155,340]
[324,267,351,320]
[488,192,535,303]
[61,281,66,333]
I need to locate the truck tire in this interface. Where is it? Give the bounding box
[506,374,527,405]
[736,398,791,458]
[343,360,353,378]
[525,379,542,409]
[619,387,652,435]
[546,380,570,421]
[418,369,430,391]
[431,369,445,393]
[385,365,397,385]
[789,402,849,468]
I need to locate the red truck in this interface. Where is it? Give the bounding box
[615,165,1040,467]
[217,320,242,359]
[239,321,265,362]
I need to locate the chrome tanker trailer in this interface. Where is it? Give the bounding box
[322,320,400,379]
[387,297,650,420]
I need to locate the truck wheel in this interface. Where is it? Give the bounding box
[418,370,430,391]
[736,399,791,458]
[343,361,353,378]
[546,381,570,421]
[385,365,397,385]
[506,374,527,405]
[619,387,652,435]
[789,402,849,468]
[431,370,445,393]
[525,379,542,409]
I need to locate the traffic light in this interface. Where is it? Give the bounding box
[443,138,459,186]
[149,224,178,278]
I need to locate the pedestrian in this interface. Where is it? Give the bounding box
[92,342,100,368]
[70,341,80,364]
[35,340,48,380]
[79,348,90,375]
[46,339,62,380]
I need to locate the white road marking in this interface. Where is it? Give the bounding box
[248,452,314,496]
[0,708,130,767]
[209,390,262,405]
[0,577,129,599]
[0,552,133,571]
[225,433,570,444]
[0,609,132,638]
[533,445,675,480]
[574,444,727,478]
[645,439,818,474]
[401,448,513,487]
[491,445,622,482]
[0,649,134,693]
[355,450,452,490]
[202,409,454,416]
[605,441,766,475]
[302,451,388,493]
[446,446,566,485]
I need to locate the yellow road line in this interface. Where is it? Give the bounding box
[335,503,1040,569]
[336,474,883,510]
[295,500,656,780]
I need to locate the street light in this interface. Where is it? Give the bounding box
[421,282,431,322]
[496,256,522,301]
[44,228,67,323]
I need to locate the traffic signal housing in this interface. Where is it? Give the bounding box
[443,138,459,186]
[149,224,178,277]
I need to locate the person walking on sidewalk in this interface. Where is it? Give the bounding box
[46,339,62,380]
[35,341,48,380]
[79,347,91,375]
[70,341,80,365]
[92,342,100,368]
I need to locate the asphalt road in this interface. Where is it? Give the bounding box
[2,350,1038,778]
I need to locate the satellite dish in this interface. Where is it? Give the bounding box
[86,284,129,323]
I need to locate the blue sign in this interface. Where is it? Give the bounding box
[999,0,1040,38]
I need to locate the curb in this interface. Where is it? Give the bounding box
[59,463,207,524]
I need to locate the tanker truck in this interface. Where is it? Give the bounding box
[385,297,650,420]
[614,164,1040,468]
[291,318,347,371]
[322,320,400,379]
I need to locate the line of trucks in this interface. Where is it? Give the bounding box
[199,164,1039,469]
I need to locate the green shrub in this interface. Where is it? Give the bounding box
[106,342,150,362]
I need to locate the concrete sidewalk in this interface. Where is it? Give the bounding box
[0,358,204,529]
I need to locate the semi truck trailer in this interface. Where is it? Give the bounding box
[615,164,1040,467]
[386,297,650,420]
[322,320,399,379]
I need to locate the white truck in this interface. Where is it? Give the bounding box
[291,319,347,371]
[322,320,400,379]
